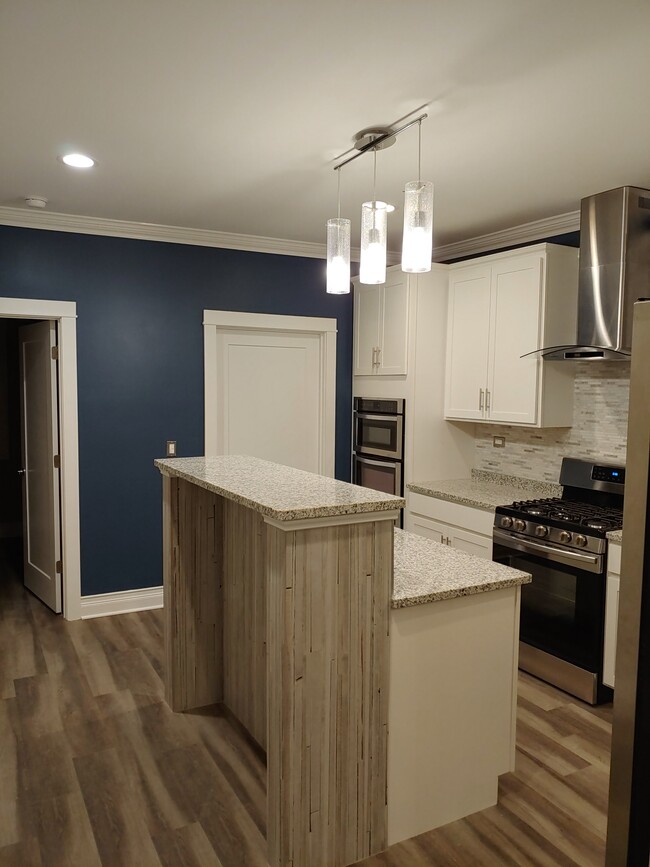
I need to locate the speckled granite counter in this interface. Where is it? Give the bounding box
[607,530,623,544]
[392,527,531,608]
[155,455,404,521]
[407,469,561,512]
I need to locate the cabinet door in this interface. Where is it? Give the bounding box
[406,513,448,545]
[448,527,492,560]
[353,283,380,376]
[603,573,620,688]
[445,265,491,420]
[378,273,409,375]
[487,256,542,424]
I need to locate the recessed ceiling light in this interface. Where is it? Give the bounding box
[61,153,95,168]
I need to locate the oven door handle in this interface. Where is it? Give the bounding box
[493,528,603,573]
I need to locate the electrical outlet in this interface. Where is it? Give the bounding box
[493,435,506,448]
[166,440,177,457]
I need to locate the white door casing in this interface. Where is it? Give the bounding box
[0,297,80,620]
[204,311,337,477]
[19,321,62,612]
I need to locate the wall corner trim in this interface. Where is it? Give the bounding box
[80,586,163,619]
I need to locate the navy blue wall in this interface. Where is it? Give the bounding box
[0,226,353,596]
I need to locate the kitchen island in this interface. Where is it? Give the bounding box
[155,455,403,867]
[155,456,530,865]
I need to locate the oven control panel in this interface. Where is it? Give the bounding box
[592,465,625,485]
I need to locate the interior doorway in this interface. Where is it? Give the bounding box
[0,298,81,620]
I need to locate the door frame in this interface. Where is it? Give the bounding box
[203,310,337,477]
[0,297,81,620]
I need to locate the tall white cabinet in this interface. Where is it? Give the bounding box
[445,244,579,428]
[352,266,475,486]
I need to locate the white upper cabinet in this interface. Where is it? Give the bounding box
[353,271,410,376]
[444,244,579,428]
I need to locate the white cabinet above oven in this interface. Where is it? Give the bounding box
[444,244,578,428]
[353,270,410,376]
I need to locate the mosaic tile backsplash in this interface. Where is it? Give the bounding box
[474,363,630,483]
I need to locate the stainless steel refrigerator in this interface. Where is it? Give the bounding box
[606,299,650,865]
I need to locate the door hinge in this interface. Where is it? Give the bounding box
[53,454,60,469]
[51,346,59,360]
[55,560,63,574]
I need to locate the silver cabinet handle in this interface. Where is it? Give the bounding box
[479,388,484,411]
[486,389,491,411]
[17,468,26,476]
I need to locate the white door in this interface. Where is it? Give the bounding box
[353,283,380,376]
[444,265,491,420]
[19,321,62,613]
[487,255,542,425]
[212,329,324,473]
[378,274,409,375]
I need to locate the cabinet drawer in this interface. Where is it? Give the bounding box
[407,491,494,537]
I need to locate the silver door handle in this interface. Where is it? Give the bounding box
[486,389,491,411]
[479,388,484,410]
[17,468,25,475]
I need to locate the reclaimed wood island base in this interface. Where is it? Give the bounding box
[155,456,404,867]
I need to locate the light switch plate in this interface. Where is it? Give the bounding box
[166,440,177,457]
[493,435,506,448]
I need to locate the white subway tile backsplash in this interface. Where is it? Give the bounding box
[474,363,629,483]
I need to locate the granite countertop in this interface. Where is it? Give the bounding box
[392,527,531,608]
[407,469,562,512]
[607,530,623,544]
[155,455,405,522]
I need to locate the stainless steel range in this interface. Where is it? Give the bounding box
[492,457,624,705]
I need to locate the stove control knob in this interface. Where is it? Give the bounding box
[501,516,513,529]
[514,519,526,533]
[535,525,549,538]
[559,530,572,544]
[575,534,588,548]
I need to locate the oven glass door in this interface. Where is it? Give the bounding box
[353,453,402,497]
[493,542,606,673]
[354,413,403,460]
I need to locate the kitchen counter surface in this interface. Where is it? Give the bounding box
[407,469,562,512]
[155,455,405,521]
[607,530,623,543]
[392,527,531,608]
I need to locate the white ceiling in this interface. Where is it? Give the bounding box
[2,0,650,252]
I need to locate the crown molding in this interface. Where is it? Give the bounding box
[0,205,328,259]
[0,204,580,264]
[432,210,580,261]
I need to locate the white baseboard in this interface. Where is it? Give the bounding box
[80,586,163,619]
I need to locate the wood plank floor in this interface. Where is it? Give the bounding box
[0,540,612,866]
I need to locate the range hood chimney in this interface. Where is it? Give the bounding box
[541,186,650,360]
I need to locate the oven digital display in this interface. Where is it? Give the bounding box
[592,465,625,484]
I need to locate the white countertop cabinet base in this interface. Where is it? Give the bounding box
[406,490,494,560]
[445,244,579,428]
[388,586,520,843]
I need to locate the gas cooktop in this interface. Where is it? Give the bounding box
[494,458,625,555]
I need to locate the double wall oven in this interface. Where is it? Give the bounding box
[492,458,624,705]
[353,397,404,506]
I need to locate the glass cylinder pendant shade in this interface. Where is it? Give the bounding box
[360,201,388,285]
[326,218,351,294]
[402,181,434,273]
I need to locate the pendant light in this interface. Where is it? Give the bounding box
[360,149,388,285]
[326,168,351,294]
[401,120,433,273]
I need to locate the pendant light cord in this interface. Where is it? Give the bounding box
[373,148,377,206]
[336,168,341,219]
[418,119,422,184]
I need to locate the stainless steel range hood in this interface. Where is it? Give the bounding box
[540,186,650,360]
